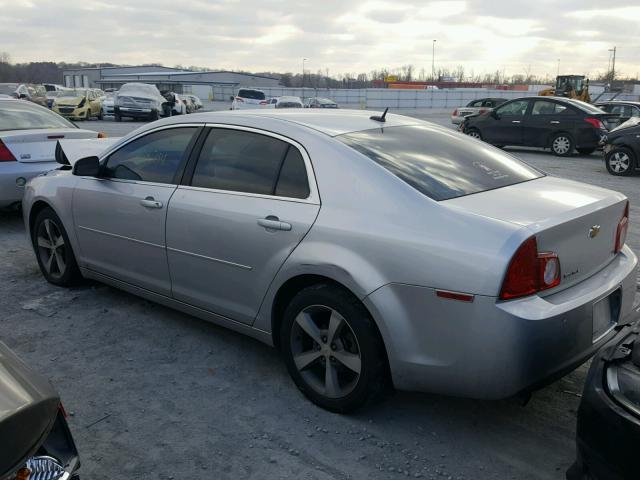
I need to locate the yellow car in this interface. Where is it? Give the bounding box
[52,89,102,120]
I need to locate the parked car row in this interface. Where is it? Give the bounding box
[230,88,338,110]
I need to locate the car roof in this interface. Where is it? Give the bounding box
[156,109,422,137]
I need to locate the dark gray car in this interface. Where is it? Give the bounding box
[0,341,80,480]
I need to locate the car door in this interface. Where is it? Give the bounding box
[481,99,529,146]
[72,125,200,295]
[521,99,575,147]
[166,126,321,325]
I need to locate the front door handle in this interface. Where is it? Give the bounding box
[258,216,292,231]
[550,120,560,124]
[511,120,521,124]
[140,197,163,209]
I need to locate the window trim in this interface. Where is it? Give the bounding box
[98,123,204,187]
[178,123,320,205]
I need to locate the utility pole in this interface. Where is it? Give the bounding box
[302,58,307,100]
[432,39,437,80]
[557,59,560,77]
[610,46,616,84]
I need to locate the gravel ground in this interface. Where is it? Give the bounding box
[1,111,639,480]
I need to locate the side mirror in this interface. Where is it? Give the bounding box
[73,156,100,177]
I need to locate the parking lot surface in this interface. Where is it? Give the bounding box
[1,111,639,480]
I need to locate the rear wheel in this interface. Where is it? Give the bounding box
[466,128,482,141]
[280,284,389,413]
[150,110,160,121]
[577,147,596,155]
[605,147,635,176]
[115,113,122,122]
[551,133,574,157]
[32,207,81,287]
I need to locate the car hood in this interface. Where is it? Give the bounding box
[0,341,59,479]
[55,96,85,106]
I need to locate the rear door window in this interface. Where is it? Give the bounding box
[531,100,570,115]
[338,125,543,201]
[495,100,529,116]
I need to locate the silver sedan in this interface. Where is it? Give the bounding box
[23,109,639,412]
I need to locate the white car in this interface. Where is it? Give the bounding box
[183,94,203,110]
[0,99,100,209]
[101,92,115,117]
[230,88,268,110]
[172,94,188,115]
[451,98,508,125]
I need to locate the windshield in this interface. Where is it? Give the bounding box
[59,89,87,98]
[238,89,265,100]
[318,98,335,104]
[0,100,75,131]
[120,84,159,95]
[0,84,18,95]
[338,125,543,201]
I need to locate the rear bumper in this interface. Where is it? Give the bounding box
[363,246,638,399]
[0,161,58,208]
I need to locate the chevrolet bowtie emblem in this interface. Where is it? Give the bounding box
[589,225,601,238]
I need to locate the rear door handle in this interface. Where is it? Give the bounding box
[550,121,560,124]
[511,120,521,124]
[258,216,292,231]
[140,197,163,209]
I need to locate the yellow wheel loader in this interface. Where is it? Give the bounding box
[539,75,591,103]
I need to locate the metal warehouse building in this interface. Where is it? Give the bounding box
[62,66,281,100]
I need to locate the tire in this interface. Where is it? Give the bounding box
[115,113,122,122]
[98,109,103,120]
[32,207,82,287]
[150,110,160,121]
[466,128,482,141]
[280,283,389,413]
[550,133,574,157]
[577,147,595,155]
[605,147,635,176]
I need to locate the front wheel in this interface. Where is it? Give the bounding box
[115,113,122,122]
[466,128,482,141]
[605,147,635,176]
[281,284,389,413]
[32,207,82,286]
[551,133,574,157]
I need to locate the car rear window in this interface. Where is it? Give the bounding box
[0,100,75,131]
[238,89,266,100]
[338,125,543,201]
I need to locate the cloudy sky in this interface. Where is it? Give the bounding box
[1,0,639,78]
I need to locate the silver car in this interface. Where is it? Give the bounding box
[0,99,98,209]
[23,110,639,412]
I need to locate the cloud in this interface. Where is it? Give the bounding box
[0,0,638,78]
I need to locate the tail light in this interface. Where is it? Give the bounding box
[584,117,605,130]
[452,109,458,116]
[97,132,108,138]
[500,236,561,300]
[0,139,16,162]
[235,97,244,103]
[479,108,487,114]
[259,100,268,105]
[615,201,630,254]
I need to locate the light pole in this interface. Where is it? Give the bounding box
[556,58,560,77]
[609,47,616,84]
[302,58,307,100]
[432,40,437,80]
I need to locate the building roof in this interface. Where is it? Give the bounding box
[101,70,279,81]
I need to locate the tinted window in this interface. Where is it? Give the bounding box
[104,127,196,183]
[192,129,288,195]
[495,100,528,116]
[275,148,310,199]
[467,100,483,107]
[0,100,75,131]
[338,125,543,201]
[531,100,569,115]
[238,89,266,100]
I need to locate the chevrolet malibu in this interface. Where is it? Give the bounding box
[23,110,639,412]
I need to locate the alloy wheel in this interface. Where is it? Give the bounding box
[609,151,630,173]
[467,130,481,139]
[552,136,571,155]
[290,305,362,399]
[36,219,67,280]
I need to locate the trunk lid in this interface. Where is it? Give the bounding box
[2,128,97,163]
[445,176,629,293]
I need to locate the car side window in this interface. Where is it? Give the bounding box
[467,100,483,107]
[191,128,289,195]
[495,100,528,116]
[531,100,567,115]
[275,147,310,199]
[632,107,640,118]
[103,127,197,184]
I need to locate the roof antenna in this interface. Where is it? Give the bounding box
[370,107,389,123]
